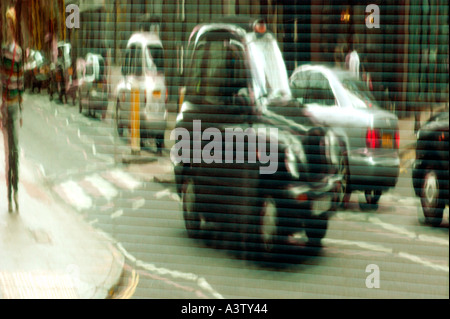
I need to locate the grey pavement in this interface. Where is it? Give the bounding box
[0,137,124,299]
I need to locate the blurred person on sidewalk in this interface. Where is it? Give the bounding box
[0,7,24,213]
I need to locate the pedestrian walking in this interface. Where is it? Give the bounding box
[345,34,361,79]
[0,7,24,213]
[346,49,360,79]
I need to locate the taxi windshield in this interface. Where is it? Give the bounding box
[247,33,291,100]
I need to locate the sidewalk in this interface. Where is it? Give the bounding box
[0,139,124,299]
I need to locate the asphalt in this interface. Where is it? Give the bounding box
[0,86,447,298]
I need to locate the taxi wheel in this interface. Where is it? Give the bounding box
[305,212,329,247]
[337,153,352,209]
[359,190,382,211]
[421,168,444,226]
[181,178,202,238]
[365,190,382,205]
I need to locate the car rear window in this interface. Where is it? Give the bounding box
[147,45,165,73]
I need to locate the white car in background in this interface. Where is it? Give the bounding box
[115,32,167,152]
[78,53,109,118]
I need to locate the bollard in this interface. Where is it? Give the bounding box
[131,88,140,155]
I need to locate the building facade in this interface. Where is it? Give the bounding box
[2,0,448,114]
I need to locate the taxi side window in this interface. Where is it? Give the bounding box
[185,42,207,97]
[305,71,335,106]
[291,71,310,104]
[146,45,165,74]
[204,41,228,100]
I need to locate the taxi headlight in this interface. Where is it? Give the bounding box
[285,148,299,179]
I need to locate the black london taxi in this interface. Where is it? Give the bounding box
[172,16,344,255]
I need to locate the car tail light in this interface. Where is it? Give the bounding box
[366,128,380,149]
[394,130,400,149]
[165,89,169,103]
[296,193,308,202]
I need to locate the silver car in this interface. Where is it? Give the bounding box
[78,53,108,118]
[289,64,400,209]
[115,32,167,152]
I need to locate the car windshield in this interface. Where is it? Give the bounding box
[146,45,164,73]
[125,45,143,76]
[86,63,94,76]
[341,78,377,108]
[247,33,291,100]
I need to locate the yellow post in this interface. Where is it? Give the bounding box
[131,88,140,154]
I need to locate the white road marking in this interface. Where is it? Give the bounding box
[116,243,224,299]
[58,180,92,211]
[368,216,417,240]
[106,170,141,191]
[398,252,449,273]
[111,210,123,219]
[84,174,118,201]
[334,213,449,247]
[155,188,180,202]
[132,198,145,210]
[323,238,449,273]
[324,238,392,254]
[155,189,171,199]
[417,234,449,246]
